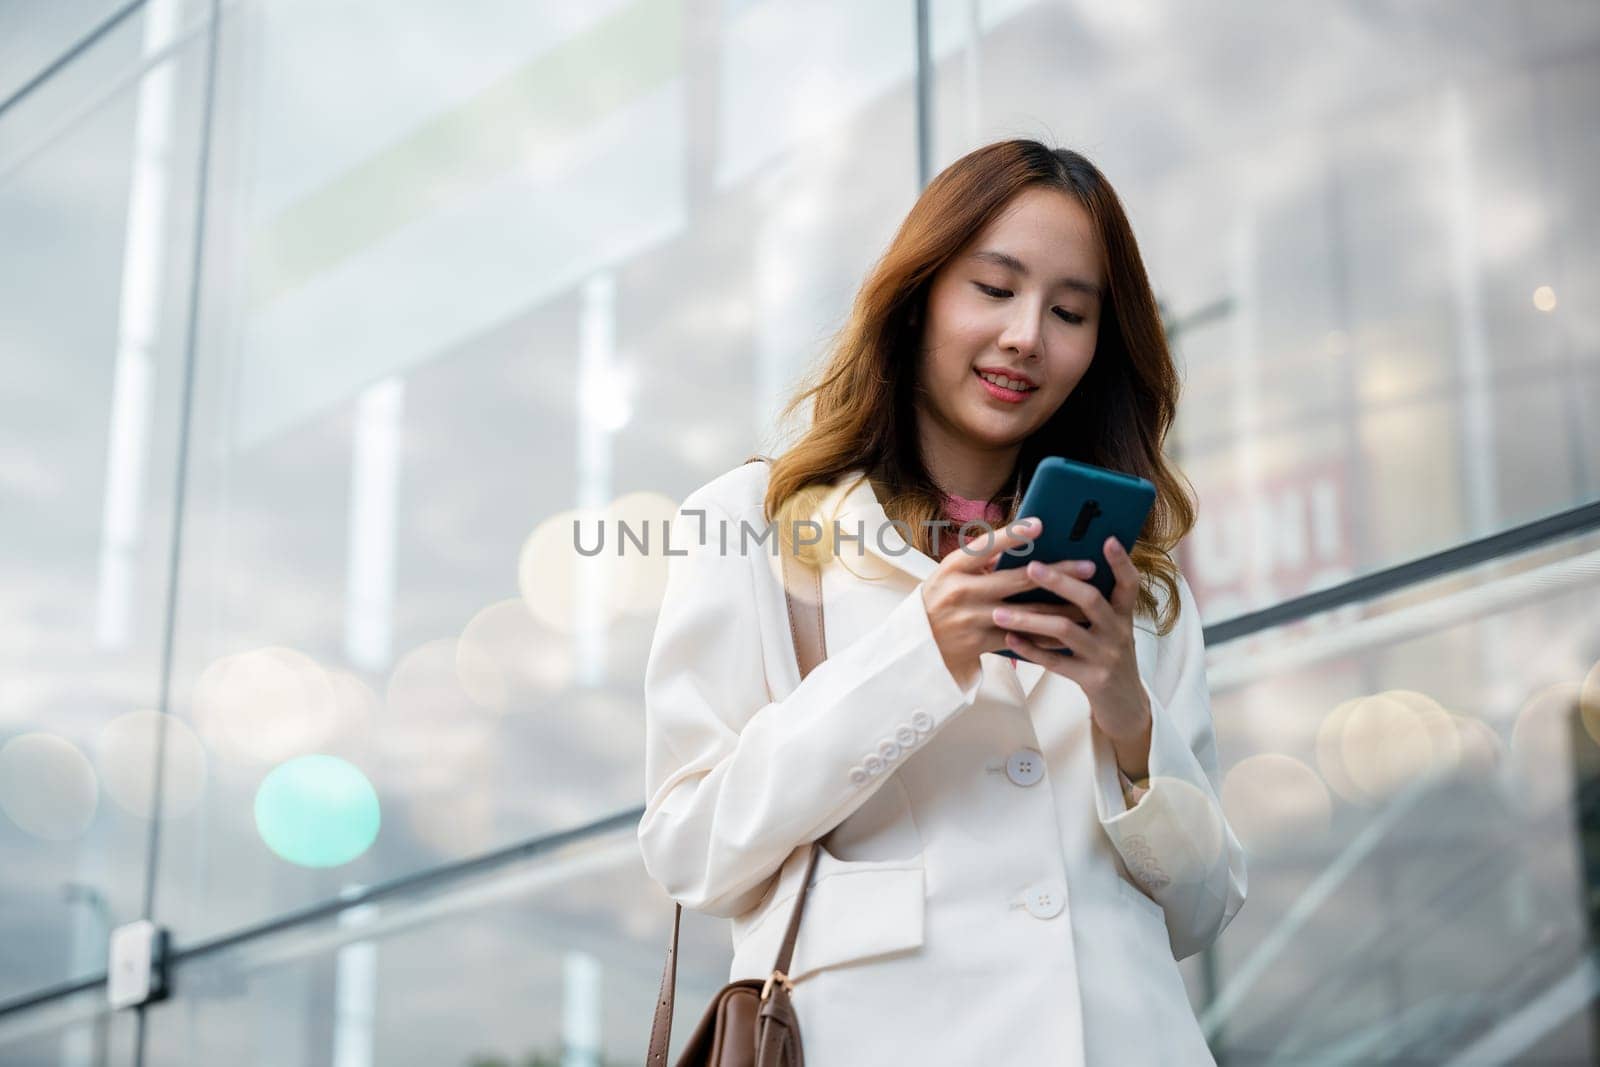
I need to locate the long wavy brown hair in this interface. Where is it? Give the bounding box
[748,139,1196,635]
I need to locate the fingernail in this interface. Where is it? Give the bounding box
[993,608,1013,624]
[1074,561,1095,575]
[1027,561,1045,577]
[1022,517,1040,529]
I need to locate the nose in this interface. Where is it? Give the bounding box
[997,302,1044,360]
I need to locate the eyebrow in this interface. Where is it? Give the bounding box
[968,250,1103,300]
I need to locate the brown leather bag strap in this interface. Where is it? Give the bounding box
[765,828,823,989]
[778,517,826,683]
[646,458,827,1066]
[646,903,681,1066]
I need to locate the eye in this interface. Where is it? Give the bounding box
[974,282,1084,325]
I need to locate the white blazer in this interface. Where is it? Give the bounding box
[638,461,1247,1065]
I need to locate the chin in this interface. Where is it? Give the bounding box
[962,418,1032,448]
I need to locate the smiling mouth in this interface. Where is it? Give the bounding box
[974,368,1038,401]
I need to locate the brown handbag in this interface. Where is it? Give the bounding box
[645,491,828,1067]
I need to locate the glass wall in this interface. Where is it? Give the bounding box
[140,831,683,1066]
[148,0,921,944]
[2,1,1598,1064]
[0,986,138,1067]
[1204,529,1600,1061]
[0,0,209,1004]
[926,0,1600,620]
[0,1,143,103]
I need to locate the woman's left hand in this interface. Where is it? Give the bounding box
[992,534,1152,775]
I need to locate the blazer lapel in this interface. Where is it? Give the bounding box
[825,469,936,583]
[823,469,1049,702]
[1010,655,1048,702]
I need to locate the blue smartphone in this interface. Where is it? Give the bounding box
[990,457,1156,659]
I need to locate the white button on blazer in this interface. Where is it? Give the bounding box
[638,461,1248,1065]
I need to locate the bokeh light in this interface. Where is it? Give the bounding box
[1315,697,1365,805]
[1221,753,1332,855]
[1580,657,1600,748]
[0,733,98,841]
[516,491,683,635]
[606,490,680,616]
[253,754,380,868]
[191,646,340,764]
[94,710,208,819]
[1387,689,1462,779]
[456,598,574,713]
[518,506,606,634]
[382,638,498,792]
[1509,682,1583,816]
[1316,689,1489,805]
[323,668,380,753]
[1342,693,1433,800]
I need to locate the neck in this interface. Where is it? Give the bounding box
[917,429,1020,502]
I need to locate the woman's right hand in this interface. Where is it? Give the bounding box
[921,517,1066,690]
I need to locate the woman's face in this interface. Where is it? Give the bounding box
[914,186,1105,459]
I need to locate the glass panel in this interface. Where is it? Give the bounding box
[151,0,919,945]
[144,828,713,1066]
[0,4,209,1004]
[929,0,1600,617]
[0,0,135,104]
[0,985,138,1067]
[1204,527,1600,1062]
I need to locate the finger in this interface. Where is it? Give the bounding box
[981,559,1059,599]
[1104,536,1140,614]
[992,606,1082,649]
[949,517,1042,574]
[998,606,1098,656]
[1021,559,1106,619]
[1003,631,1080,669]
[1000,600,1090,625]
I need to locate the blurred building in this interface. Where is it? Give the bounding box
[1,0,1598,1063]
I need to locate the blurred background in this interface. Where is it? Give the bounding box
[2,0,1599,1063]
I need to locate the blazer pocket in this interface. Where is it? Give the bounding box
[730,851,925,985]
[1116,875,1167,927]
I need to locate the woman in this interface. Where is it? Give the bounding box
[638,139,1247,1065]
